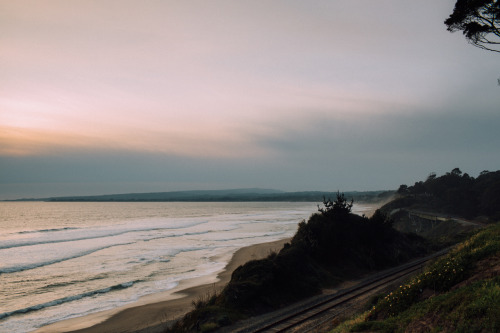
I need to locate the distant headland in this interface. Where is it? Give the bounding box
[5,188,394,203]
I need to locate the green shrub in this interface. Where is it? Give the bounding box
[347,223,500,333]
[368,223,500,320]
[199,322,218,332]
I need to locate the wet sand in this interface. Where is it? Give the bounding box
[34,238,290,333]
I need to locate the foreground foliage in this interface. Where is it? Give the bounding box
[333,222,500,332]
[167,194,429,332]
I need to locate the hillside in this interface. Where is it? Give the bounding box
[332,222,500,332]
[326,169,500,332]
[166,194,429,332]
[165,169,500,332]
[388,169,500,221]
[378,169,500,247]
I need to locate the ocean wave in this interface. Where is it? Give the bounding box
[142,230,212,242]
[0,220,209,250]
[212,231,287,242]
[40,274,109,290]
[139,228,238,243]
[17,227,80,234]
[0,280,141,321]
[0,243,133,274]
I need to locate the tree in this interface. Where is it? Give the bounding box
[317,192,353,216]
[445,0,500,53]
[397,184,409,195]
[451,167,463,176]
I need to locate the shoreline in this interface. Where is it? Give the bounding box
[32,204,380,333]
[34,238,291,333]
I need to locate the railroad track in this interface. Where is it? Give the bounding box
[234,249,449,333]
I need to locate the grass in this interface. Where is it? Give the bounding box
[332,222,500,332]
[191,285,220,310]
[347,277,500,332]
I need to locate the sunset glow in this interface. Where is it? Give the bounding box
[1,0,499,199]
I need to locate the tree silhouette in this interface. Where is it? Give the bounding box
[317,192,353,217]
[445,0,500,53]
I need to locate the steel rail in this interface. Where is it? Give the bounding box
[242,249,448,333]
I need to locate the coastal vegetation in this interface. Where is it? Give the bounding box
[378,169,500,248]
[332,222,500,332]
[392,169,500,221]
[327,169,500,332]
[167,168,500,332]
[166,193,429,332]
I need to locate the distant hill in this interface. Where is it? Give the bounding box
[11,189,393,203]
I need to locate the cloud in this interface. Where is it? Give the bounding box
[2,107,498,197]
[1,0,499,199]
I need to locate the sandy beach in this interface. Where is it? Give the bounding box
[34,238,290,333]
[30,204,379,333]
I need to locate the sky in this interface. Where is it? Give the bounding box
[1,0,499,200]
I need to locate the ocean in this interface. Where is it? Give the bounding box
[0,201,372,332]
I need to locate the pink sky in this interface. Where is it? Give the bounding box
[1,1,499,199]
